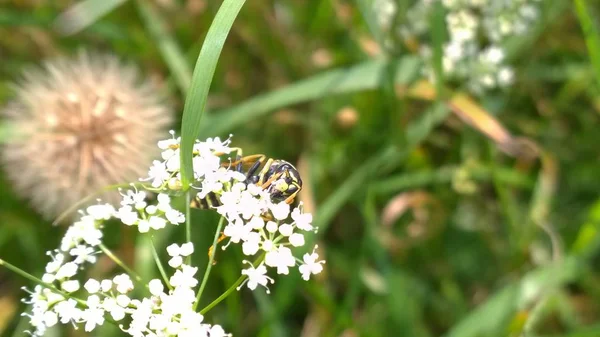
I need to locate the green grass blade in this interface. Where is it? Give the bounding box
[429,1,446,99]
[355,0,386,49]
[179,0,246,189]
[54,0,127,35]
[135,0,192,95]
[445,256,582,337]
[201,56,420,136]
[574,0,600,88]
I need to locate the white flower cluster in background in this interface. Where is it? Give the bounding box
[375,0,542,93]
[141,133,326,292]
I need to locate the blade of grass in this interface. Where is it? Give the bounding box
[135,0,192,95]
[53,0,127,35]
[355,0,386,50]
[179,0,246,189]
[574,0,600,88]
[444,256,582,337]
[372,165,533,195]
[429,1,446,100]
[201,56,421,136]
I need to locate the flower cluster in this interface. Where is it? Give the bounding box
[141,133,326,292]
[114,189,185,233]
[375,0,542,93]
[20,133,324,336]
[22,202,229,337]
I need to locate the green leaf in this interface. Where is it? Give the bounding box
[53,0,127,35]
[574,0,600,89]
[136,0,192,95]
[201,56,421,136]
[179,0,246,189]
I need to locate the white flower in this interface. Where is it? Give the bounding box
[289,233,305,247]
[42,311,58,327]
[137,219,150,233]
[86,203,114,220]
[144,160,170,188]
[265,247,296,275]
[84,279,100,294]
[292,205,313,231]
[223,218,251,244]
[102,297,126,321]
[169,255,183,268]
[148,279,165,296]
[299,248,326,281]
[101,279,113,292]
[166,208,185,224]
[69,245,96,264]
[120,189,146,207]
[170,265,198,288]
[115,205,138,226]
[81,295,105,332]
[269,202,290,220]
[242,232,261,256]
[55,262,78,279]
[148,216,167,230]
[54,299,81,324]
[45,253,64,273]
[61,280,80,293]
[239,261,273,293]
[113,274,134,294]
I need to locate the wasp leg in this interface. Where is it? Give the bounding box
[283,190,300,204]
[207,232,227,265]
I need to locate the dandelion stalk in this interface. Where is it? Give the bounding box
[0,258,87,307]
[193,216,225,309]
[150,237,173,291]
[99,244,142,283]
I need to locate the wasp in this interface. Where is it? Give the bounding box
[190,151,303,261]
[190,152,303,209]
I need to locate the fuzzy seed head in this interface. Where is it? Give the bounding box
[1,51,173,220]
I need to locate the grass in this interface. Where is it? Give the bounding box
[1,0,600,336]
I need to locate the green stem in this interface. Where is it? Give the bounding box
[199,273,246,315]
[186,191,192,265]
[99,244,143,283]
[198,254,265,315]
[150,237,173,291]
[0,258,87,306]
[193,216,226,310]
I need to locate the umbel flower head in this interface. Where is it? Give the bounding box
[0,51,172,219]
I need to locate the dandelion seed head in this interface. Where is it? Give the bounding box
[1,51,172,219]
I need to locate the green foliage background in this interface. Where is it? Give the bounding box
[1,0,600,336]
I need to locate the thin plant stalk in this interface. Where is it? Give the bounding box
[150,236,173,291]
[0,258,87,306]
[99,244,142,283]
[199,254,265,315]
[186,191,192,265]
[193,216,225,310]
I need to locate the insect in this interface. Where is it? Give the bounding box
[190,152,303,209]
[190,151,303,261]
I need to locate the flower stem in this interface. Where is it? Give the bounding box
[198,254,265,315]
[150,237,173,291]
[99,244,143,283]
[193,216,225,310]
[0,258,87,306]
[199,273,246,315]
[186,191,192,265]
